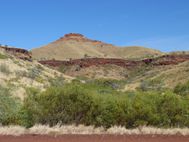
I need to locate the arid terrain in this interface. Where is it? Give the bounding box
[1,33,189,142]
[0,45,73,100]
[32,33,162,60]
[1,135,189,142]
[1,0,189,141]
[30,33,189,89]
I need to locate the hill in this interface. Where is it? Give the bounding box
[1,38,189,130]
[0,46,73,100]
[31,33,162,60]
[39,54,189,90]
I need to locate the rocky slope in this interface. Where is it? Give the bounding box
[0,45,32,61]
[32,33,162,60]
[2,34,189,91]
[0,47,73,100]
[39,53,189,89]
[39,54,189,68]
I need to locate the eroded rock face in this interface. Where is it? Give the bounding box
[39,58,141,69]
[39,54,189,69]
[0,46,32,61]
[142,54,189,66]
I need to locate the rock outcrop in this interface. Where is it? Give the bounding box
[143,54,189,66]
[39,54,189,69]
[54,33,113,46]
[0,45,32,61]
[39,58,141,69]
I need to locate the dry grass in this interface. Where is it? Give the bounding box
[0,126,26,136]
[1,125,189,136]
[0,49,73,100]
[32,34,162,60]
[123,60,189,91]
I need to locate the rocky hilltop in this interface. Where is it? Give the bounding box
[31,33,162,60]
[54,33,112,46]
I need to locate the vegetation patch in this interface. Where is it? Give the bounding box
[1,78,189,130]
[27,67,42,79]
[0,86,21,125]
[0,64,11,75]
[0,53,8,59]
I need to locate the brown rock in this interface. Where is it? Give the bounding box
[0,45,32,61]
[39,54,189,69]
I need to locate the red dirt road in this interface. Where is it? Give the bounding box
[1,135,189,142]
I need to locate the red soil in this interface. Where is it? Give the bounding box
[0,135,189,142]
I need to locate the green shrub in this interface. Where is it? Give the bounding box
[49,76,65,87]
[92,97,128,128]
[0,53,8,59]
[17,88,41,128]
[139,78,165,91]
[27,67,41,79]
[20,81,189,128]
[2,80,189,129]
[86,79,126,90]
[15,70,27,77]
[0,64,11,75]
[0,86,21,125]
[174,81,189,96]
[37,85,95,126]
[157,92,189,127]
[58,65,68,73]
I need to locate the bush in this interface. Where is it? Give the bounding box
[158,92,189,127]
[49,76,65,87]
[17,88,41,128]
[139,78,165,91]
[20,81,189,128]
[21,83,128,128]
[86,79,126,90]
[37,85,95,126]
[0,64,11,75]
[58,65,68,73]
[174,81,189,96]
[27,67,41,79]
[2,80,189,129]
[92,96,128,128]
[0,86,21,125]
[0,53,8,59]
[15,70,27,78]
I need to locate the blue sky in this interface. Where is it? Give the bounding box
[0,0,189,52]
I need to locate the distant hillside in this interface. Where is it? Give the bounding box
[39,54,189,90]
[31,33,162,60]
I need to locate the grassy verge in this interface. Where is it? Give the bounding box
[1,125,189,136]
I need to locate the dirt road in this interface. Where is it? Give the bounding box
[0,135,189,142]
